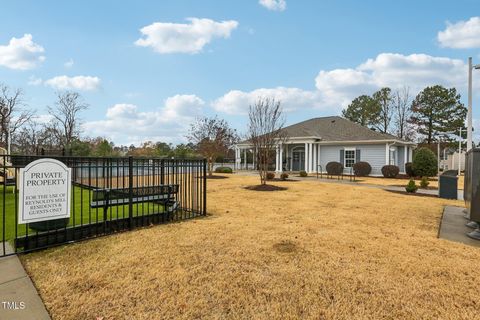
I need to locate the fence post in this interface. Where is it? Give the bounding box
[203,158,207,216]
[128,156,133,229]
[160,159,164,185]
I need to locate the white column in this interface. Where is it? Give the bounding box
[304,143,308,172]
[275,145,280,172]
[235,147,240,170]
[279,144,283,173]
[252,149,255,170]
[243,149,247,170]
[309,143,315,172]
[313,144,317,172]
[404,145,407,172]
[318,145,321,172]
[385,143,390,165]
[285,144,289,171]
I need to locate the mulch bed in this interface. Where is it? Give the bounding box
[269,178,298,182]
[244,185,288,192]
[385,190,439,198]
[392,185,438,190]
[206,175,229,179]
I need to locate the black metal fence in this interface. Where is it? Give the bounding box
[0,155,207,257]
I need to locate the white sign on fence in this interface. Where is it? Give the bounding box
[18,158,71,224]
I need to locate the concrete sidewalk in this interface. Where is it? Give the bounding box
[439,206,480,247]
[0,244,50,320]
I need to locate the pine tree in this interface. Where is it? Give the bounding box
[409,85,466,144]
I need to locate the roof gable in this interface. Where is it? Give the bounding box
[280,116,404,142]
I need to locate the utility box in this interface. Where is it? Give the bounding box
[465,149,480,222]
[439,170,458,200]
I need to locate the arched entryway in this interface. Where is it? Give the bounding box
[291,146,305,171]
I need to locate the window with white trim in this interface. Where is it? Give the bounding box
[389,148,396,165]
[345,149,355,168]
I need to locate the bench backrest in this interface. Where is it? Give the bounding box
[92,184,179,204]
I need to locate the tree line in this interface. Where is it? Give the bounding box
[0,83,222,158]
[341,85,467,145]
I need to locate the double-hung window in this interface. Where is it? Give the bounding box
[389,149,396,165]
[344,149,355,168]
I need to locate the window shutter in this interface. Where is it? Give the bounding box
[340,149,344,164]
[356,149,361,162]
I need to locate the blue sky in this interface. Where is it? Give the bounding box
[1,0,480,145]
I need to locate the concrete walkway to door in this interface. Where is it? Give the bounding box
[0,244,51,320]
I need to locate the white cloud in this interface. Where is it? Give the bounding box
[64,58,74,68]
[83,94,204,145]
[44,75,101,91]
[27,75,43,86]
[212,87,321,115]
[213,53,473,115]
[35,114,54,124]
[259,0,286,11]
[0,34,45,70]
[135,18,239,54]
[438,17,480,49]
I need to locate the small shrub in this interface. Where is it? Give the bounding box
[405,179,418,193]
[299,170,308,177]
[412,147,437,177]
[405,162,414,177]
[214,166,233,174]
[266,172,275,180]
[353,161,371,176]
[280,173,289,180]
[381,165,400,178]
[326,161,343,175]
[420,176,430,188]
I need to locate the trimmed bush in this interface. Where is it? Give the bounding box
[420,176,430,188]
[266,172,275,180]
[405,162,414,177]
[299,170,308,177]
[381,165,400,178]
[280,173,289,181]
[326,161,343,175]
[405,179,418,193]
[214,166,233,174]
[412,147,437,177]
[353,161,372,176]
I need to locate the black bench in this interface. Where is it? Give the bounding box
[90,184,180,213]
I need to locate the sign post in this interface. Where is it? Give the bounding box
[18,159,71,224]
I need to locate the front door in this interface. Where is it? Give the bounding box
[292,150,305,171]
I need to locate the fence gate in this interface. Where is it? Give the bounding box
[0,155,207,257]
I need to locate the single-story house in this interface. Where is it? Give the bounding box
[235,116,416,176]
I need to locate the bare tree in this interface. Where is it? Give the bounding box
[187,116,238,176]
[0,84,34,151]
[247,98,286,185]
[12,120,42,154]
[393,87,414,141]
[48,91,88,148]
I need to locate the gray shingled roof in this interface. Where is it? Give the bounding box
[279,116,404,142]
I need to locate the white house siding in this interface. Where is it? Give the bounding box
[318,145,341,172]
[318,144,386,176]
[358,144,388,175]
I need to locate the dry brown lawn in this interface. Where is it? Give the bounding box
[21,174,480,320]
